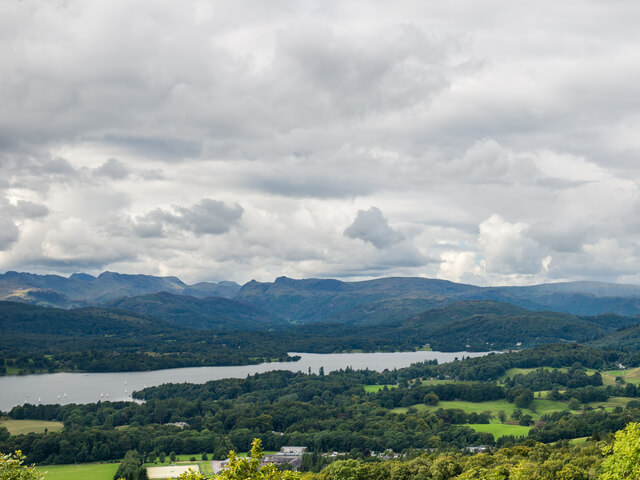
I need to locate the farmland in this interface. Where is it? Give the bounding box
[465,423,531,438]
[36,463,120,480]
[0,418,64,435]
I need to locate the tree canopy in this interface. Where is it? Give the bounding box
[0,450,43,480]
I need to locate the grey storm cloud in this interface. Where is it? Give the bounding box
[94,158,130,180]
[15,200,49,219]
[344,207,403,249]
[135,199,243,238]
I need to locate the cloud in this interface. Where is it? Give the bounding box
[478,214,547,275]
[15,200,49,219]
[93,158,130,179]
[1,1,640,284]
[39,217,136,268]
[344,207,403,248]
[0,216,19,250]
[438,251,483,284]
[135,198,243,237]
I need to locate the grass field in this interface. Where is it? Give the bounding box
[364,384,397,393]
[199,461,214,474]
[0,418,64,435]
[392,398,568,421]
[570,436,590,445]
[599,367,640,386]
[496,367,572,383]
[465,423,531,438]
[585,396,632,411]
[36,463,119,480]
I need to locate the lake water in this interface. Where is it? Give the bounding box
[0,350,489,412]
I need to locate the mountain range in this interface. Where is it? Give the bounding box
[4,270,640,328]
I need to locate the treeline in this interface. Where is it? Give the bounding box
[370,383,504,409]
[504,366,603,390]
[531,404,640,443]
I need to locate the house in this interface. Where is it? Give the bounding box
[263,446,308,471]
[465,445,490,454]
[165,422,189,429]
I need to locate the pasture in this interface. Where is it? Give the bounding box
[364,384,397,393]
[36,463,119,480]
[0,418,64,435]
[465,423,531,438]
[392,398,568,421]
[600,367,640,386]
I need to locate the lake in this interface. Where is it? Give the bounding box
[0,350,490,411]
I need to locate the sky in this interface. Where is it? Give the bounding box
[1,0,640,286]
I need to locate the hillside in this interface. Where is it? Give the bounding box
[0,301,168,338]
[234,276,478,323]
[0,301,294,371]
[588,324,640,351]
[395,301,640,351]
[106,292,280,330]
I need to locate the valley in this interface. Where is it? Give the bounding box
[3,273,640,479]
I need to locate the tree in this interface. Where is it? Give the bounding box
[514,390,533,409]
[599,422,640,480]
[0,451,44,480]
[424,393,439,406]
[518,414,533,426]
[497,410,507,423]
[113,450,148,480]
[217,438,299,480]
[568,398,581,411]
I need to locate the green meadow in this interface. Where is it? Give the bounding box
[392,398,568,421]
[465,423,531,438]
[36,463,119,480]
[364,384,397,393]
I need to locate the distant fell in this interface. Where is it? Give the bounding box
[0,271,241,308]
[236,276,478,323]
[236,276,640,324]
